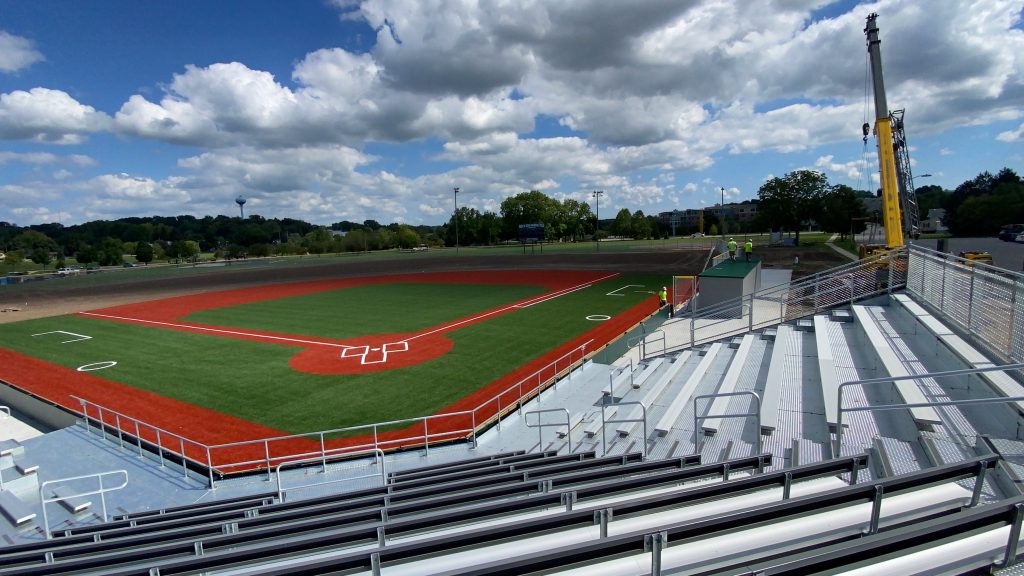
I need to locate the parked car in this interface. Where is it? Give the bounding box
[122,261,136,267]
[1016,231,1024,243]
[999,224,1024,241]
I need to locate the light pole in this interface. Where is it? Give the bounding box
[592,190,604,251]
[453,187,460,254]
[719,186,726,243]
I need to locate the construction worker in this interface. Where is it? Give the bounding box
[744,238,753,261]
[658,286,672,318]
[727,238,737,260]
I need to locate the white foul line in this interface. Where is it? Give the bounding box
[80,272,620,351]
[406,273,618,343]
[78,312,355,349]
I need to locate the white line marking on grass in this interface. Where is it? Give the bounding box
[77,361,117,371]
[78,312,355,349]
[32,330,93,343]
[586,315,611,321]
[405,273,618,343]
[606,284,644,296]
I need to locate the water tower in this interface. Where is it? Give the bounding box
[235,195,247,219]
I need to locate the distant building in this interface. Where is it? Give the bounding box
[658,201,759,230]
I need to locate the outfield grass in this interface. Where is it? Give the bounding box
[0,273,665,434]
[184,283,547,340]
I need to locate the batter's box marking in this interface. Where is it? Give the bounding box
[32,330,93,344]
[341,341,410,365]
[606,284,644,297]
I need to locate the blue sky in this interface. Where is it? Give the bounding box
[0,0,1021,227]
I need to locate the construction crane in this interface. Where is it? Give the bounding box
[862,14,990,266]
[863,12,906,251]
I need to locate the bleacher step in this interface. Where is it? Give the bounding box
[795,318,815,332]
[761,328,777,341]
[830,309,854,323]
[50,485,92,514]
[0,491,36,526]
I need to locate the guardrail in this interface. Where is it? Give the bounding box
[653,249,907,355]
[275,448,385,502]
[40,470,128,539]
[525,408,573,454]
[835,363,1024,456]
[906,245,1024,365]
[71,340,593,486]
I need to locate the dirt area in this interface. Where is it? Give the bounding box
[755,244,853,279]
[0,250,709,324]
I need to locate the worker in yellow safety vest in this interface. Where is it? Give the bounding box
[744,239,753,261]
[727,238,737,260]
[658,286,672,318]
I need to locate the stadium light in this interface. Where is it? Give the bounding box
[453,187,460,254]
[592,190,604,251]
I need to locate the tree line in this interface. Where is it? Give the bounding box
[0,167,1017,268]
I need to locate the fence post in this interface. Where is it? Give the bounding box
[967,266,976,332]
[747,293,754,331]
[206,448,215,489]
[180,437,188,480]
[1009,279,1019,361]
[423,418,430,456]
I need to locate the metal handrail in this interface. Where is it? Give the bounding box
[661,248,907,355]
[73,396,215,487]
[40,470,128,539]
[524,408,572,454]
[275,448,385,502]
[835,363,1024,455]
[600,401,648,459]
[71,340,592,485]
[692,391,762,457]
[0,405,9,418]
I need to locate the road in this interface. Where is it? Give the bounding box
[910,237,1024,273]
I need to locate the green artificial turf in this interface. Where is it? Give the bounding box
[183,283,548,339]
[0,273,665,435]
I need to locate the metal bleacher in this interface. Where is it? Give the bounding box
[3,244,1024,574]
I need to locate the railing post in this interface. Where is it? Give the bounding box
[940,254,947,311]
[156,429,165,468]
[80,399,90,436]
[1009,279,1018,361]
[497,396,502,431]
[180,437,188,480]
[134,422,144,457]
[207,447,215,489]
[471,411,478,449]
[967,265,976,332]
[748,293,754,331]
[264,441,272,481]
[423,418,429,456]
[320,432,327,473]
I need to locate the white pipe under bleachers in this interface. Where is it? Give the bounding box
[831,525,1020,575]
[542,482,973,576]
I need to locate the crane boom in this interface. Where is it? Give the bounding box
[865,13,904,249]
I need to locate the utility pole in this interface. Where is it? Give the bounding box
[592,190,604,251]
[453,187,460,254]
[719,187,726,242]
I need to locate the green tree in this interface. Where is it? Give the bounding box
[611,208,633,238]
[819,184,869,240]
[757,169,829,245]
[135,242,154,265]
[29,247,51,267]
[396,225,422,249]
[500,190,560,240]
[98,237,124,266]
[632,210,651,239]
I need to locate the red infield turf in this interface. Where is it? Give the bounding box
[3,270,683,472]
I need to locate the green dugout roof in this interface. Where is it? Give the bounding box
[700,258,760,278]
